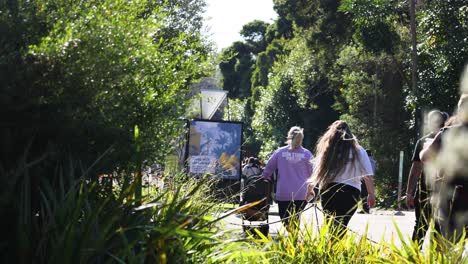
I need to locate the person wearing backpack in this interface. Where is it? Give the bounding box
[240,156,270,223]
[241,157,263,204]
[262,126,313,231]
[242,157,262,179]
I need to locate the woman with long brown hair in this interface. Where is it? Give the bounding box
[307,120,375,234]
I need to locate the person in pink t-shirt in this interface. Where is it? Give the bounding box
[262,126,313,230]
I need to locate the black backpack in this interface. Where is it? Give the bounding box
[240,166,271,221]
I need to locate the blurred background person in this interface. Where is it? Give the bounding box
[406,110,447,246]
[421,65,468,241]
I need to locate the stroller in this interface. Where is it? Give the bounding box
[240,174,272,237]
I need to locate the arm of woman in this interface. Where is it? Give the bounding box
[261,151,278,181]
[363,176,375,208]
[405,161,422,208]
[306,183,316,202]
[358,147,376,208]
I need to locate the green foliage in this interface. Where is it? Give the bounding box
[1,151,250,263]
[414,0,468,111]
[334,44,411,197]
[218,41,255,99]
[251,84,286,159]
[273,0,320,29]
[339,0,402,54]
[237,220,468,263]
[265,17,294,42]
[251,39,286,89]
[240,20,270,54]
[33,0,210,162]
[1,2,213,261]
[1,0,212,173]
[224,98,246,123]
[218,15,297,158]
[251,36,338,159]
[261,226,378,263]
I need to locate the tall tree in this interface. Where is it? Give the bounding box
[221,0,466,201]
[251,37,339,159]
[240,20,269,53]
[1,0,212,261]
[415,0,468,111]
[218,41,255,99]
[409,0,418,93]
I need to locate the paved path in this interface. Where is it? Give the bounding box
[223,203,419,247]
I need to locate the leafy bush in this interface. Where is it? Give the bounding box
[241,220,468,263]
[0,151,249,263]
[1,0,212,174]
[3,149,468,263]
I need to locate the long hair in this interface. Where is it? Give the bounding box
[286,126,304,150]
[311,120,360,188]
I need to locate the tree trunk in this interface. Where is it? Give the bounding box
[410,0,418,92]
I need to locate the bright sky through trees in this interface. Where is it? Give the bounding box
[204,0,277,51]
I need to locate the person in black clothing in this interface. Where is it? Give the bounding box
[406,110,447,246]
[242,157,262,177]
[241,157,263,202]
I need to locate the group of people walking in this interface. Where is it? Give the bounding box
[240,66,468,242]
[243,96,467,242]
[258,121,375,235]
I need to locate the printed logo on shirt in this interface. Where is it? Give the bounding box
[281,152,305,162]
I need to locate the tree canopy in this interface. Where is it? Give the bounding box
[1,0,212,172]
[218,0,467,197]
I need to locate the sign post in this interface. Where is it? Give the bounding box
[395,151,405,215]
